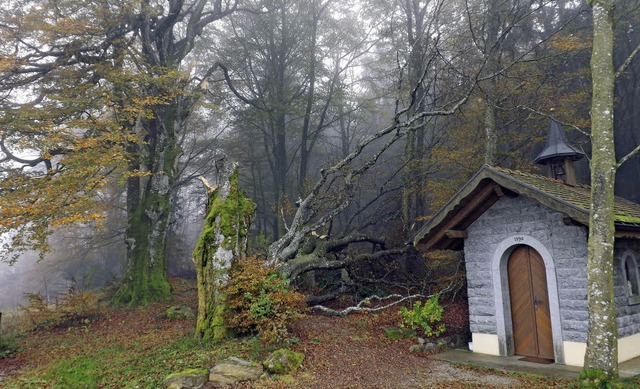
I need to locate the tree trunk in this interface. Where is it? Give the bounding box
[584,0,617,378]
[401,0,428,238]
[483,0,501,166]
[113,117,177,305]
[484,98,498,165]
[193,164,255,340]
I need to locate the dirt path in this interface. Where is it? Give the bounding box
[272,313,522,389]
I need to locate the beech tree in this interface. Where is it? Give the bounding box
[584,0,640,378]
[0,0,239,305]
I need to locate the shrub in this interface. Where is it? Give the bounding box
[0,332,19,358]
[18,285,101,330]
[223,256,306,344]
[398,295,446,338]
[579,369,632,389]
[19,292,58,329]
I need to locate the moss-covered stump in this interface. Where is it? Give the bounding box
[263,349,304,375]
[193,165,256,340]
[163,368,208,389]
[166,305,195,320]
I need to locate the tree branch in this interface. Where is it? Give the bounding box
[617,143,640,169]
[309,293,428,316]
[615,42,640,79]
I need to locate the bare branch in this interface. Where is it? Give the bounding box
[615,42,640,79]
[309,293,428,316]
[617,143,640,169]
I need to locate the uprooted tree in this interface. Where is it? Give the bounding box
[263,91,475,305]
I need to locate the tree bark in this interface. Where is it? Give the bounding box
[109,0,237,305]
[482,0,502,166]
[584,0,617,378]
[401,0,429,238]
[193,164,255,340]
[114,115,178,305]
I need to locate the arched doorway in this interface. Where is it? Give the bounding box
[507,245,554,361]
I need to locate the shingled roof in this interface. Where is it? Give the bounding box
[413,165,640,250]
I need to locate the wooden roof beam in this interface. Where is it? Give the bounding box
[421,183,500,249]
[445,230,468,238]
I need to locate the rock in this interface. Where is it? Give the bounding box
[163,368,208,389]
[209,357,263,387]
[166,305,196,320]
[263,349,304,375]
[382,326,415,340]
[409,342,436,353]
[436,335,468,349]
[409,344,423,353]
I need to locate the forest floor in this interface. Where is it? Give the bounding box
[0,277,617,388]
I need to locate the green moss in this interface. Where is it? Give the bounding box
[383,326,416,340]
[166,305,195,320]
[113,187,173,306]
[164,368,209,380]
[263,349,304,375]
[614,213,640,224]
[193,168,256,340]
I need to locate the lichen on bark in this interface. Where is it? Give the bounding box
[193,164,255,340]
[584,0,618,378]
[112,173,173,306]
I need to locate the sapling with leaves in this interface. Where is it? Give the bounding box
[398,295,446,338]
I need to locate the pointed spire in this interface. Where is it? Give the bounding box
[535,120,584,185]
[534,120,584,164]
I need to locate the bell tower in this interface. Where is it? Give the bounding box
[534,120,584,186]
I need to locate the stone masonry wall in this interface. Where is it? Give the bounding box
[464,195,589,342]
[614,239,640,338]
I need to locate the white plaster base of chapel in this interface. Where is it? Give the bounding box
[562,333,640,367]
[471,333,500,356]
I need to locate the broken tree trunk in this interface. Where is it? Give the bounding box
[193,161,255,340]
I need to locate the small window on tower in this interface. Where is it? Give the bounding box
[622,254,640,305]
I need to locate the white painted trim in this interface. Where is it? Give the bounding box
[563,341,586,366]
[491,235,565,364]
[619,332,640,363]
[471,333,500,356]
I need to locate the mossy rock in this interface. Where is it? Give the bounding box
[383,326,416,340]
[263,349,304,375]
[166,305,196,320]
[163,368,208,389]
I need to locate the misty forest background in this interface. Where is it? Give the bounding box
[1,0,639,311]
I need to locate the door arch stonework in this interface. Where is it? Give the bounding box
[491,235,564,364]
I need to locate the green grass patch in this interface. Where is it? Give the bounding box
[2,333,263,388]
[1,279,275,389]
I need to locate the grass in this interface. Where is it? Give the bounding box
[0,278,274,389]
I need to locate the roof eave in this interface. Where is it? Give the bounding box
[413,165,591,250]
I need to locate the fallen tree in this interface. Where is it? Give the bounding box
[262,88,475,303]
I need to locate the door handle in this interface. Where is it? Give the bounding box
[533,297,541,311]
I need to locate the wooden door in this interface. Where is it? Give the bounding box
[507,245,554,360]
